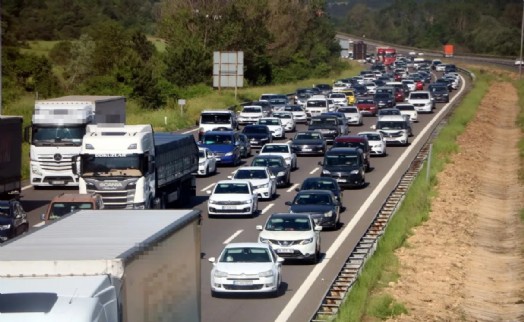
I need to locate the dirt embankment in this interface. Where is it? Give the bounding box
[384,81,524,321]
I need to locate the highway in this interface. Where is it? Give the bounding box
[18,71,469,322]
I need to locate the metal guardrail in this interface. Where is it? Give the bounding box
[310,67,475,321]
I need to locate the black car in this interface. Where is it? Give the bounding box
[444,64,457,73]
[285,190,341,229]
[0,199,29,242]
[295,177,344,209]
[428,84,450,103]
[373,92,395,109]
[238,133,252,158]
[242,125,272,149]
[315,84,333,95]
[290,131,326,156]
[434,78,453,91]
[251,155,291,187]
[318,147,366,188]
[351,84,368,97]
[307,115,341,143]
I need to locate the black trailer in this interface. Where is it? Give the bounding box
[154,133,199,207]
[353,41,367,61]
[0,116,23,198]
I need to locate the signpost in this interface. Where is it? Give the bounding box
[213,51,244,99]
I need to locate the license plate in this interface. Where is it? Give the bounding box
[233,280,253,285]
[302,148,312,152]
[337,178,347,182]
[277,248,294,254]
[51,181,65,185]
[223,205,237,210]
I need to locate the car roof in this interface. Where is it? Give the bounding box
[262,142,290,146]
[216,179,251,185]
[204,130,235,136]
[201,110,233,114]
[224,242,271,249]
[268,212,313,219]
[326,147,361,154]
[335,135,368,142]
[377,115,407,121]
[296,189,335,195]
[236,166,268,171]
[253,154,285,160]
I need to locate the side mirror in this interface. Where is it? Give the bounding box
[206,190,212,195]
[284,201,292,206]
[256,225,263,231]
[277,257,285,263]
[318,161,322,166]
[40,213,46,221]
[294,187,300,192]
[208,257,216,263]
[314,225,323,231]
[270,175,276,179]
[195,120,199,126]
[227,175,233,179]
[23,126,31,143]
[370,125,376,130]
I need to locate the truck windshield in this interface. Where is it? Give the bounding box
[32,125,85,146]
[49,202,93,220]
[200,114,231,124]
[81,154,144,177]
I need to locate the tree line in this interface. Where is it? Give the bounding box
[331,0,522,56]
[1,0,343,109]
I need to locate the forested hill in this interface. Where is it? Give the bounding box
[328,0,523,56]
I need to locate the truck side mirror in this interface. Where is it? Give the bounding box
[71,155,80,176]
[23,126,31,143]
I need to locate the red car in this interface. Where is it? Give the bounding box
[355,97,377,116]
[415,80,424,91]
[394,88,405,102]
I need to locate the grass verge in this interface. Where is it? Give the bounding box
[334,69,493,322]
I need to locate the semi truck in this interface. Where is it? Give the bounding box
[352,41,367,61]
[0,116,23,198]
[443,44,454,57]
[74,124,198,209]
[0,209,201,322]
[26,96,126,188]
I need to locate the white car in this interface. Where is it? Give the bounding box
[408,91,433,113]
[305,97,329,118]
[272,111,296,132]
[337,106,363,126]
[238,105,264,125]
[358,131,387,156]
[258,143,298,170]
[197,147,217,176]
[230,166,276,200]
[401,79,416,92]
[327,99,336,112]
[364,82,377,94]
[257,117,285,139]
[328,92,348,106]
[395,103,418,123]
[257,212,321,264]
[208,242,283,296]
[284,105,308,124]
[207,180,258,217]
[332,82,348,92]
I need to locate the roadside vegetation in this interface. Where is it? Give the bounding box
[515,78,524,222]
[333,69,493,321]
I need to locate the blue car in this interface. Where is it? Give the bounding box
[199,131,241,166]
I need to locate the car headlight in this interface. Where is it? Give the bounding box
[214,270,228,278]
[322,169,331,175]
[324,210,333,217]
[241,199,252,204]
[31,165,42,175]
[133,202,146,210]
[259,237,268,243]
[260,137,269,141]
[0,224,11,230]
[259,269,274,277]
[277,171,286,177]
[300,237,314,245]
[209,199,218,205]
[199,161,206,165]
[257,183,269,189]
[225,152,233,156]
[350,169,360,175]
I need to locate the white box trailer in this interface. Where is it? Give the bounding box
[0,209,201,322]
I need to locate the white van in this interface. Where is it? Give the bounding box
[198,110,238,139]
[372,115,412,146]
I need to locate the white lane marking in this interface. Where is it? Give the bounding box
[275,75,468,321]
[22,185,32,191]
[201,183,215,192]
[287,183,299,193]
[182,128,199,134]
[33,221,45,228]
[223,230,243,244]
[261,203,274,214]
[309,167,319,174]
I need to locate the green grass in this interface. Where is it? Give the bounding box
[20,40,60,57]
[335,69,493,322]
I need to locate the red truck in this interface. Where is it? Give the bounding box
[443,44,454,57]
[376,47,397,66]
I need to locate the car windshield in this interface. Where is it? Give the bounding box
[338,107,358,113]
[269,98,287,104]
[333,141,365,149]
[0,204,11,217]
[49,202,93,220]
[293,193,332,205]
[310,118,336,126]
[274,113,291,119]
[306,100,327,108]
[252,158,284,167]
[261,145,289,153]
[285,106,303,112]
[357,99,374,104]
[234,169,268,180]
[375,93,390,99]
[220,247,271,263]
[377,121,406,130]
[265,217,312,231]
[325,154,359,166]
[397,105,415,111]
[295,133,321,140]
[258,119,280,125]
[362,133,381,141]
[214,183,249,194]
[243,107,262,113]
[379,109,400,115]
[410,93,429,99]
[330,93,346,98]
[202,134,233,145]
[302,180,337,191]
[243,126,267,134]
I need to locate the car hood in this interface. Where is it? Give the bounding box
[259,152,290,159]
[240,112,263,117]
[214,262,275,274]
[357,104,375,109]
[259,230,314,240]
[289,204,334,214]
[233,178,269,186]
[408,99,430,103]
[266,166,287,175]
[309,125,338,130]
[200,144,235,153]
[292,139,324,145]
[323,164,360,172]
[210,194,252,202]
[0,216,13,225]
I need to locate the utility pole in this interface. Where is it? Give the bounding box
[520,0,524,79]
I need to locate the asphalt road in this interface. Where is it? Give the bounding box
[18,71,468,322]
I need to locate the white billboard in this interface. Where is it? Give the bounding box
[213,51,244,88]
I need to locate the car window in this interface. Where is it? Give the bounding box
[295,133,321,140]
[265,217,311,231]
[243,107,262,113]
[261,145,288,153]
[202,134,233,144]
[235,169,268,179]
[0,204,11,217]
[294,193,331,205]
[220,247,271,263]
[325,154,358,166]
[214,183,249,194]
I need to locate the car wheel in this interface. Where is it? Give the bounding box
[205,165,210,176]
[310,248,320,264]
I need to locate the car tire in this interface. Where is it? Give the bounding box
[310,248,320,264]
[205,165,210,176]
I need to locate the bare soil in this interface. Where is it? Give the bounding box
[384,81,524,321]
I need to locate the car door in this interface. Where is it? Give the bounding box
[266,168,276,194]
[207,149,217,170]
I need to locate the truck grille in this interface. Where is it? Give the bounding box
[37,154,74,171]
[87,189,134,209]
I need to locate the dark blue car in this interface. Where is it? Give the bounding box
[199,131,241,166]
[285,190,340,229]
